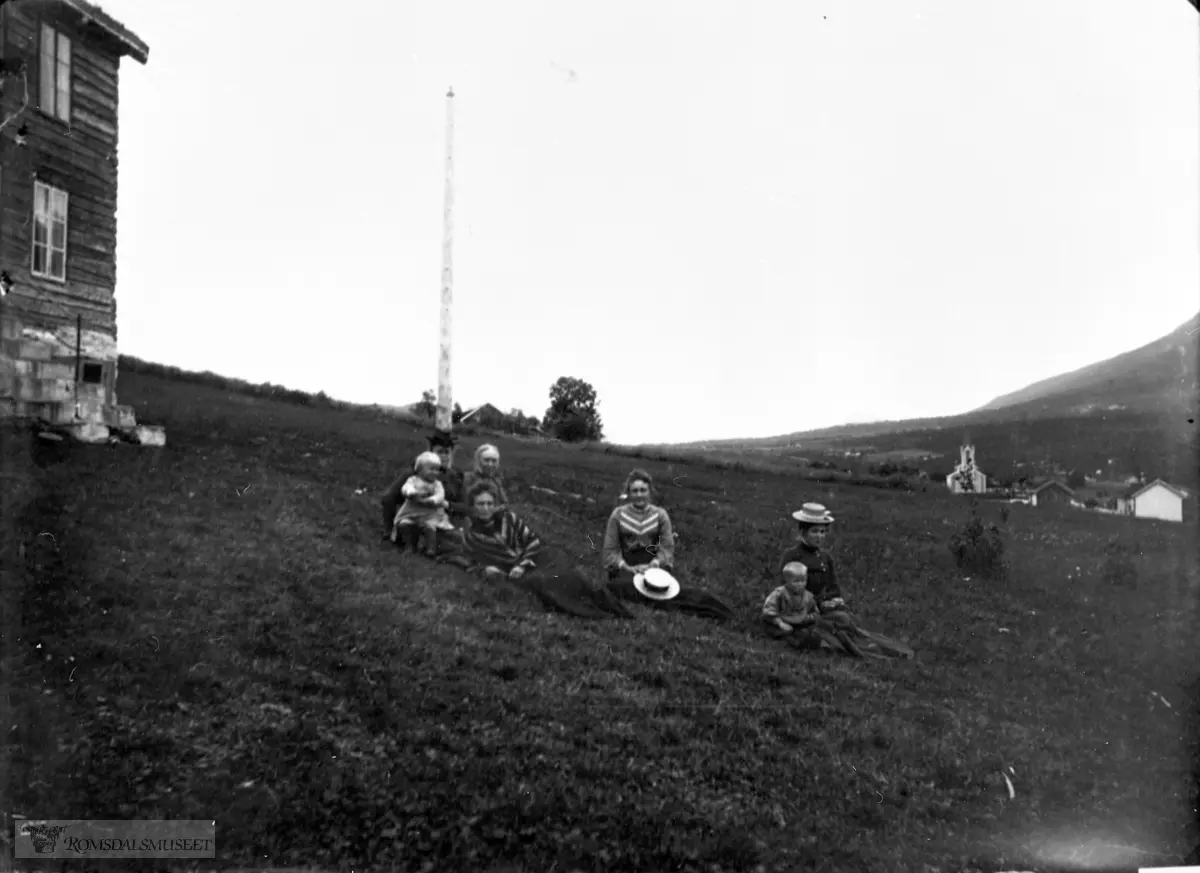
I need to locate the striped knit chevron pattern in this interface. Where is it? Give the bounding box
[616,506,664,537]
[602,504,675,570]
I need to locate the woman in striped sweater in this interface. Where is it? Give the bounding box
[599,469,735,621]
[457,480,540,581]
[602,469,676,580]
[446,480,633,619]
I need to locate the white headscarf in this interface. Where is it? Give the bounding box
[474,444,501,472]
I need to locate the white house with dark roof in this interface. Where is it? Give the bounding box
[1117,479,1186,523]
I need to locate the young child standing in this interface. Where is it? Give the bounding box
[391,451,456,557]
[762,562,824,648]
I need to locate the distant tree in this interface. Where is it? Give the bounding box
[507,408,528,434]
[416,389,436,420]
[452,402,465,424]
[1066,468,1087,490]
[553,412,593,443]
[543,376,604,442]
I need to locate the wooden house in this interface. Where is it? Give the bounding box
[1030,479,1074,508]
[1117,479,1186,524]
[460,402,507,429]
[0,0,161,443]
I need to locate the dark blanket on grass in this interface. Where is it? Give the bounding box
[605,571,737,623]
[439,545,635,620]
[811,615,914,659]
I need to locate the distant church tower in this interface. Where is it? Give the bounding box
[946,429,987,494]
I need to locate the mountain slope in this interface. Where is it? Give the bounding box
[679,313,1198,449]
[974,312,1198,415]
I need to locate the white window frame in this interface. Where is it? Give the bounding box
[32,181,69,283]
[39,23,72,123]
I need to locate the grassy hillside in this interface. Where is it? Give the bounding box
[3,367,1198,872]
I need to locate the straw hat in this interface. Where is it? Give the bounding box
[632,567,680,601]
[791,502,835,525]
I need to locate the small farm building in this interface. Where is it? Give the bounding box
[1117,479,1186,524]
[1030,479,1074,508]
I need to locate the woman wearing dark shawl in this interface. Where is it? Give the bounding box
[601,469,735,622]
[439,480,634,620]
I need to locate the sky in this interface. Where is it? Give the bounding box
[95,0,1199,445]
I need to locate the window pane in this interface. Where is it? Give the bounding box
[33,218,47,245]
[57,71,71,120]
[57,82,71,121]
[50,218,65,249]
[51,190,68,220]
[56,36,71,121]
[34,184,48,216]
[39,26,56,112]
[32,243,46,274]
[50,250,65,279]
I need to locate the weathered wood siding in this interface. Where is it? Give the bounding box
[0,0,122,337]
[1035,484,1072,507]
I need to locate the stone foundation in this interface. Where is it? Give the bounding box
[0,315,165,446]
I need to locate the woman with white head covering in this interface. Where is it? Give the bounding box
[464,443,509,507]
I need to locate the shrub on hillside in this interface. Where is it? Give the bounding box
[551,412,595,443]
[948,506,1007,580]
[869,461,920,477]
[1101,537,1139,588]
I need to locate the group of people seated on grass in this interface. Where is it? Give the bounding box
[379,428,912,659]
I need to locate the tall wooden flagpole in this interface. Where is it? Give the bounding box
[436,87,455,432]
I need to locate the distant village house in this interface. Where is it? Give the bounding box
[1030,479,1074,508]
[1116,479,1186,524]
[459,402,507,429]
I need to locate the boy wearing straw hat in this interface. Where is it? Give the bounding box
[776,502,853,623]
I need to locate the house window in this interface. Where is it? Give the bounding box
[32,182,69,281]
[39,24,72,122]
[81,362,104,384]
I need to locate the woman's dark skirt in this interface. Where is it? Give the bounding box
[605,565,736,622]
